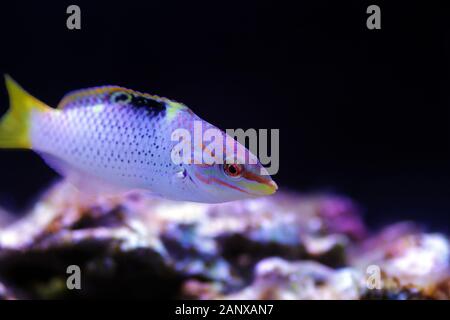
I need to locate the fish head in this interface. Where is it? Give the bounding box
[184,137,278,203]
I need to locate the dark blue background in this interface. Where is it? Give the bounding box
[0,1,448,231]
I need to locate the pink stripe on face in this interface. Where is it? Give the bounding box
[194,172,253,195]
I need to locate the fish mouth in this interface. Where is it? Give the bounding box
[245,178,278,196]
[266,179,278,193]
[259,179,278,195]
[241,170,278,196]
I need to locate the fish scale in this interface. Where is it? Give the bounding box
[32,98,180,193]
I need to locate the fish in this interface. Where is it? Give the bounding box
[0,76,277,203]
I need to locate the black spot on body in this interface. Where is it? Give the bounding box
[115,94,129,102]
[131,95,166,116]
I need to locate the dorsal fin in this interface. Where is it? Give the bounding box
[57,85,191,121]
[57,86,166,110]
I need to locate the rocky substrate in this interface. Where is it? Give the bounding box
[0,182,448,299]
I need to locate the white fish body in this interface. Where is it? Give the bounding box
[0,76,277,203]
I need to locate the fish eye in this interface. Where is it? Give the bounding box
[223,163,243,178]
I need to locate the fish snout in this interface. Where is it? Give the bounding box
[243,174,278,196]
[259,178,278,195]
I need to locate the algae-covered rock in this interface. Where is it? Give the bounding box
[0,181,448,299]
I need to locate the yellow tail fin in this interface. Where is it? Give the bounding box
[0,75,51,149]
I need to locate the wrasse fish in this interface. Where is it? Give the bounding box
[0,76,277,203]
